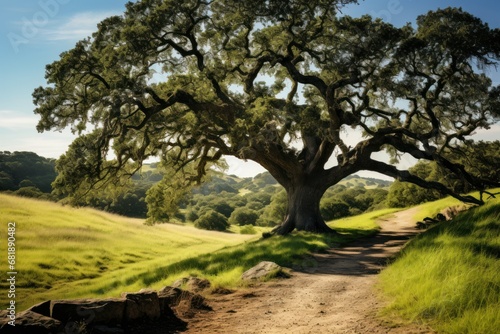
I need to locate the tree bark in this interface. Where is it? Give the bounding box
[275,179,336,235]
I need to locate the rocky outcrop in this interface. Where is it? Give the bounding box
[50,298,126,326]
[122,291,161,323]
[0,287,212,334]
[159,285,212,319]
[0,310,61,334]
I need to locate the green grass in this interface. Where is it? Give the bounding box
[378,197,500,334]
[330,208,400,237]
[0,193,383,311]
[0,194,254,310]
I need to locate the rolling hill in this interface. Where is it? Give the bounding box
[0,193,254,310]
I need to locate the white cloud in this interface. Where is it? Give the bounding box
[0,110,38,129]
[21,133,76,158]
[41,11,120,41]
[473,123,500,141]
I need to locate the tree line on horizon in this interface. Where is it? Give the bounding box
[1,144,499,231]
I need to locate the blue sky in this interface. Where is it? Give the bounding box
[1,0,500,177]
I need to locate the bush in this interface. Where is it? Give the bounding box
[320,200,350,221]
[257,189,286,226]
[239,225,257,234]
[229,207,259,226]
[187,210,199,222]
[14,186,45,199]
[194,210,230,231]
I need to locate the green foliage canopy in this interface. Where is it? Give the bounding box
[194,210,230,231]
[33,0,500,232]
[0,151,56,193]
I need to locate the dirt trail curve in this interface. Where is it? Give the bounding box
[184,207,435,334]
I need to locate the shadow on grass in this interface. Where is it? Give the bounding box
[92,227,378,293]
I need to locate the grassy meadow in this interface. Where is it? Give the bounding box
[0,194,254,310]
[2,189,497,334]
[0,193,381,311]
[379,195,500,334]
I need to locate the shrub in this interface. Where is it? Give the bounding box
[187,210,199,222]
[14,186,45,199]
[229,207,259,226]
[239,225,257,234]
[194,210,230,231]
[320,199,350,221]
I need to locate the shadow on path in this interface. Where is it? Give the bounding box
[310,229,418,276]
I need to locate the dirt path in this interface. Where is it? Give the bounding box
[183,208,435,333]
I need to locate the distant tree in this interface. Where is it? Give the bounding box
[320,199,350,221]
[229,207,259,226]
[212,200,235,218]
[0,172,16,191]
[19,179,36,188]
[245,190,274,207]
[386,161,442,207]
[34,2,500,234]
[245,200,265,211]
[258,189,287,226]
[186,210,199,222]
[194,210,230,231]
[0,151,56,193]
[111,192,148,218]
[14,186,45,199]
[193,176,238,195]
[146,162,201,224]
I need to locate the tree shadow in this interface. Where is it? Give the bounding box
[303,229,419,276]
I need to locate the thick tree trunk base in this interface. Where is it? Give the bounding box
[273,210,338,236]
[271,179,338,236]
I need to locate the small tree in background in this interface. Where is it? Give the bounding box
[229,207,259,226]
[194,210,230,231]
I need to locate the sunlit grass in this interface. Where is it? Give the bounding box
[329,208,401,238]
[378,196,500,334]
[0,193,384,311]
[0,194,254,310]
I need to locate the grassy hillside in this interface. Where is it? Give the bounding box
[379,195,500,334]
[0,194,254,310]
[0,193,383,311]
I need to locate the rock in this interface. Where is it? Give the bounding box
[50,298,125,326]
[441,205,472,220]
[171,277,211,292]
[158,286,211,319]
[241,261,282,281]
[121,291,161,322]
[415,221,428,229]
[158,286,183,308]
[0,310,62,334]
[188,294,212,311]
[174,293,212,319]
[27,300,51,317]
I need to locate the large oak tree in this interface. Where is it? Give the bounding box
[34,0,500,234]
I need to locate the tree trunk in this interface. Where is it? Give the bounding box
[275,180,336,235]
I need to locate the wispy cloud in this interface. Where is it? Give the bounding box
[0,110,76,158]
[0,110,38,130]
[41,11,119,41]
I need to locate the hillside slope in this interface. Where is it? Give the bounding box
[0,194,254,310]
[379,197,500,334]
